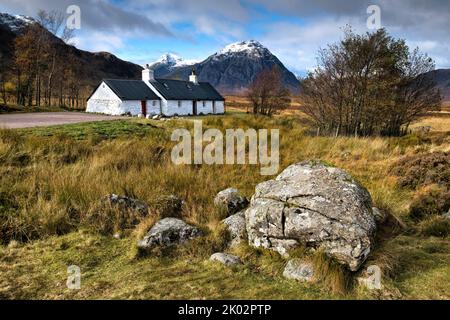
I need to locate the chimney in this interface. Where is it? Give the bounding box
[189,69,198,84]
[142,64,154,82]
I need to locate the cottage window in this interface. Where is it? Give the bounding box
[178,101,181,107]
[152,100,157,107]
[202,101,206,107]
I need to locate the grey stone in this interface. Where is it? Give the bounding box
[245,161,377,271]
[222,211,247,247]
[283,259,314,282]
[214,188,249,216]
[138,218,203,249]
[209,252,242,266]
[101,194,149,216]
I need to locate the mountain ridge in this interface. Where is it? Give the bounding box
[150,40,301,94]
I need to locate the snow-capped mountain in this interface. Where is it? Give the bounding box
[0,12,34,34]
[148,53,198,77]
[161,40,300,94]
[216,40,270,58]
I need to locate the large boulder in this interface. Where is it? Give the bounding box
[221,211,247,247]
[245,161,377,271]
[138,218,203,249]
[214,188,249,216]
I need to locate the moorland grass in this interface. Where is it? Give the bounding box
[0,113,449,299]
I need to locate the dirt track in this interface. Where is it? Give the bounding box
[0,112,124,129]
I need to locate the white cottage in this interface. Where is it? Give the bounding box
[86,67,225,117]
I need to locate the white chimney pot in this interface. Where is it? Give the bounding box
[142,65,154,82]
[189,70,198,84]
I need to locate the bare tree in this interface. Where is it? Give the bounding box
[301,28,442,137]
[37,10,74,107]
[247,66,291,116]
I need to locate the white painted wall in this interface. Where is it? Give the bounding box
[86,81,160,116]
[197,101,213,114]
[147,100,162,115]
[120,100,160,116]
[214,101,225,114]
[86,82,123,115]
[165,100,193,116]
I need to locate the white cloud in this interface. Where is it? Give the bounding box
[74,32,124,52]
[261,17,367,75]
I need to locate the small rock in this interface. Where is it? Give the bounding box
[214,188,249,216]
[283,259,314,282]
[113,233,121,239]
[100,194,149,216]
[210,252,242,266]
[222,211,246,247]
[138,218,203,249]
[152,115,160,120]
[356,265,383,290]
[138,113,145,118]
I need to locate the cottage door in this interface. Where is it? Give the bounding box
[193,101,197,115]
[141,101,147,116]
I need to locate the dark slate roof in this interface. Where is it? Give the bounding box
[103,79,160,100]
[150,79,225,101]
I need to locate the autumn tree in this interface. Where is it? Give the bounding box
[0,51,7,104]
[13,9,76,108]
[36,10,74,107]
[247,66,291,116]
[301,28,441,137]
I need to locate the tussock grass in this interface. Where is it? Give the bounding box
[1,114,450,299]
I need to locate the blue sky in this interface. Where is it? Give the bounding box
[1,0,449,76]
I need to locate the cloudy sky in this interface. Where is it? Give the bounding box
[1,0,449,75]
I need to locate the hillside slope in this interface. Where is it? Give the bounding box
[0,12,142,88]
[152,40,301,94]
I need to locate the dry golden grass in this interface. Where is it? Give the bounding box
[0,112,449,299]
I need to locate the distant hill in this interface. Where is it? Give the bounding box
[149,40,301,95]
[424,69,450,102]
[0,12,142,89]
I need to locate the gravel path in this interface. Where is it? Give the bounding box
[0,112,124,129]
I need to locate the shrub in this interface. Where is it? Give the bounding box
[419,216,450,238]
[409,187,450,221]
[390,152,450,189]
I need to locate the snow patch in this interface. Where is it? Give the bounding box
[0,13,34,33]
[148,53,198,69]
[216,40,269,58]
